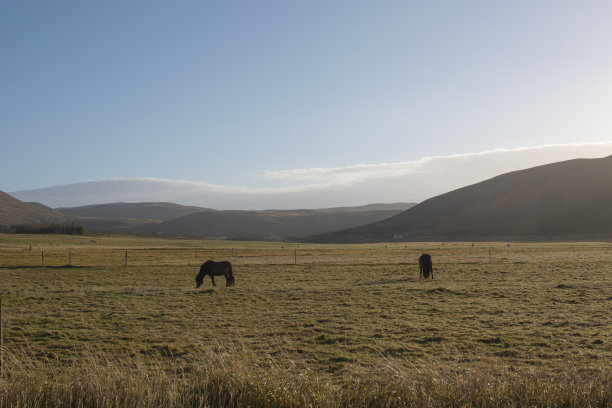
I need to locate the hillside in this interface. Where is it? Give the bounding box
[52,202,413,240]
[57,202,210,220]
[308,155,612,243]
[130,204,414,240]
[0,189,68,225]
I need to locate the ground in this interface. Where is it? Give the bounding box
[0,235,610,406]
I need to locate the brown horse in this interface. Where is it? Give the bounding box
[196,260,235,288]
[419,254,433,279]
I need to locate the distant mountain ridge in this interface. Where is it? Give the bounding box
[0,190,67,225]
[0,189,415,240]
[6,154,612,242]
[130,204,415,241]
[309,155,612,243]
[56,202,415,240]
[57,202,211,221]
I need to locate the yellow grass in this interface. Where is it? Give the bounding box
[0,234,611,407]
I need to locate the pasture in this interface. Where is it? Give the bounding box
[0,234,611,407]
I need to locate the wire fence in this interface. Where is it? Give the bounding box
[1,242,612,268]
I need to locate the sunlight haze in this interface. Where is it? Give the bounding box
[2,1,611,207]
[12,143,612,208]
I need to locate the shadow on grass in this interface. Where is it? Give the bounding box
[424,287,466,295]
[191,288,216,295]
[357,278,415,286]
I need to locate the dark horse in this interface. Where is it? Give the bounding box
[419,254,433,279]
[196,260,235,288]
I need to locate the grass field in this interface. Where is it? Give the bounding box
[0,234,611,407]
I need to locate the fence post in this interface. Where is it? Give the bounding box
[294,250,297,265]
[1,297,3,378]
[69,250,71,267]
[41,251,45,268]
[124,251,128,267]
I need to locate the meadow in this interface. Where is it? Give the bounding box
[0,233,611,407]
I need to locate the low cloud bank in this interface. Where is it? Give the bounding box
[12,143,612,209]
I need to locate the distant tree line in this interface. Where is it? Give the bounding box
[0,223,84,235]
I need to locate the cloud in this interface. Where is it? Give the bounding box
[11,142,612,209]
[263,161,428,185]
[262,142,612,186]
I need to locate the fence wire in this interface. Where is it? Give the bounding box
[1,243,612,268]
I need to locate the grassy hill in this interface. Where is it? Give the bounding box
[57,202,210,220]
[54,202,414,240]
[309,155,612,243]
[122,203,412,240]
[0,189,68,226]
[131,204,414,240]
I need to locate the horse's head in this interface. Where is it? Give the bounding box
[196,273,204,288]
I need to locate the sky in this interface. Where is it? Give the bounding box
[2,1,612,208]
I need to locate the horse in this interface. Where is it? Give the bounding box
[196,260,235,288]
[419,254,433,279]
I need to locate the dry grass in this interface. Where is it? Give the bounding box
[1,234,611,406]
[1,346,610,407]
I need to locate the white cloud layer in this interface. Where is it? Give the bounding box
[11,143,612,209]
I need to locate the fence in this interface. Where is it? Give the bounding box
[0,246,402,267]
[1,243,612,268]
[0,297,3,378]
[0,247,311,268]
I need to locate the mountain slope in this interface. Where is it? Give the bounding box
[57,202,210,220]
[308,155,612,243]
[0,189,68,225]
[131,203,415,240]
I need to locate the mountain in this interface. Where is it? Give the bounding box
[55,202,413,240]
[0,189,68,226]
[3,192,414,239]
[308,155,612,243]
[12,146,612,210]
[9,178,425,211]
[57,202,210,220]
[129,203,415,240]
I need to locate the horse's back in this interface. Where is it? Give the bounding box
[419,253,432,265]
[201,260,233,275]
[200,260,214,273]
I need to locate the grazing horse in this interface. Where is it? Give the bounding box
[419,254,433,279]
[196,260,235,288]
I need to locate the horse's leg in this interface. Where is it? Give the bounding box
[210,274,216,287]
[225,273,229,286]
[431,268,434,279]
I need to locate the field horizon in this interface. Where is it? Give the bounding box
[1,233,611,406]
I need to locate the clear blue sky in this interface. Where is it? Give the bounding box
[2,1,611,193]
